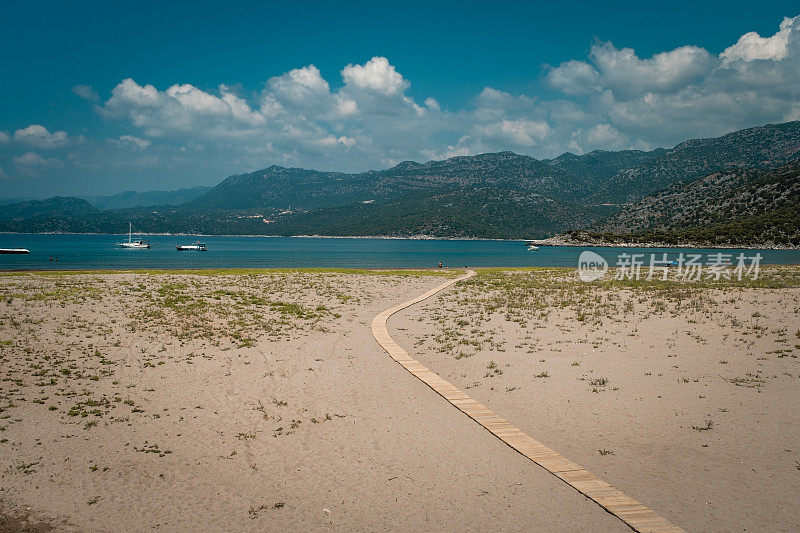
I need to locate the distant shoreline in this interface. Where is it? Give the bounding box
[0,231,522,242]
[1,231,798,250]
[526,236,800,251]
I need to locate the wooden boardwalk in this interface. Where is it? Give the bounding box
[371,270,685,533]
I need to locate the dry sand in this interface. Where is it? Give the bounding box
[1,267,798,532]
[0,270,625,532]
[393,267,800,532]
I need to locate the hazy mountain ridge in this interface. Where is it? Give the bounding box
[0,197,101,233]
[184,167,360,211]
[186,148,665,212]
[1,120,798,243]
[84,186,212,210]
[0,196,99,221]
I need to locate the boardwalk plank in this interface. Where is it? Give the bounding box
[371,270,684,533]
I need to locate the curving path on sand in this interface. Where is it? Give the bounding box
[371,269,684,533]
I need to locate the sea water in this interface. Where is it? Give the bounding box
[1,233,799,270]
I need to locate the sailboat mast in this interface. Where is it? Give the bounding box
[129,222,132,243]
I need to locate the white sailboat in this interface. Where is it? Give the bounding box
[118,223,150,249]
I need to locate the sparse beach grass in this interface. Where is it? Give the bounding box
[0,268,453,530]
[395,264,800,531]
[2,265,798,531]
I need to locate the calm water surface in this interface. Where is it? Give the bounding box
[1,234,799,270]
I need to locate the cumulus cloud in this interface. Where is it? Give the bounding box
[588,43,715,100]
[721,16,794,63]
[424,97,441,111]
[25,14,789,186]
[112,135,151,150]
[101,78,266,138]
[546,60,600,95]
[337,136,356,147]
[335,96,358,116]
[546,43,716,101]
[94,56,435,170]
[12,152,64,176]
[540,14,800,147]
[13,125,70,149]
[586,123,629,147]
[72,84,100,101]
[266,65,330,105]
[14,152,60,167]
[479,118,551,147]
[341,56,409,96]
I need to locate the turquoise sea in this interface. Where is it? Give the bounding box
[1,234,799,270]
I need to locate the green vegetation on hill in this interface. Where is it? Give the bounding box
[0,197,100,232]
[570,162,800,246]
[0,120,798,244]
[592,121,800,203]
[263,187,618,238]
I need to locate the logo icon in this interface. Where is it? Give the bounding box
[577,250,608,282]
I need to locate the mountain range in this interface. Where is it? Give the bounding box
[1,120,799,246]
[572,161,800,247]
[82,186,211,210]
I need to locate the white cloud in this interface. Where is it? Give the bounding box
[13,152,64,175]
[13,125,70,149]
[425,97,441,111]
[102,78,266,137]
[546,60,600,95]
[112,135,151,150]
[64,14,799,181]
[480,118,551,147]
[108,78,160,108]
[221,86,266,126]
[341,56,409,96]
[267,65,330,105]
[586,123,628,147]
[538,14,800,149]
[166,84,230,115]
[94,56,434,172]
[334,96,358,116]
[72,84,100,101]
[721,16,794,63]
[14,152,52,167]
[589,43,714,100]
[337,136,356,147]
[549,43,715,101]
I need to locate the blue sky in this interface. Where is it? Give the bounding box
[1,0,799,197]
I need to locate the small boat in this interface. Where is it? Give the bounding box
[0,248,30,254]
[176,242,206,251]
[525,241,539,251]
[118,223,150,249]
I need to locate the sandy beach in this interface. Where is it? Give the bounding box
[1,267,799,531]
[394,267,800,531]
